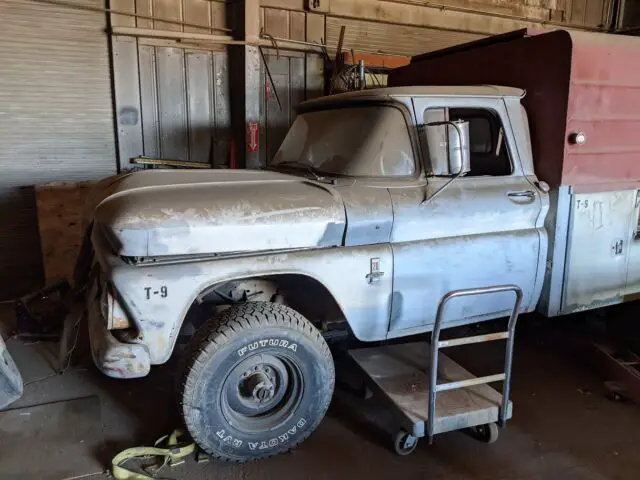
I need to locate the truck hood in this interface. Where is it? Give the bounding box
[94,170,346,257]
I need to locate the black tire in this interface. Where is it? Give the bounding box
[180,302,334,462]
[393,430,418,456]
[472,423,499,444]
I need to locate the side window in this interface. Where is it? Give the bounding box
[422,107,513,177]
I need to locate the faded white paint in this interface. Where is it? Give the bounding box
[94,170,346,256]
[562,190,636,312]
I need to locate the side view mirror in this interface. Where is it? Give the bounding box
[423,120,471,177]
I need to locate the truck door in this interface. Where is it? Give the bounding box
[388,96,545,335]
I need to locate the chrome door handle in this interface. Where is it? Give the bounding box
[507,190,535,199]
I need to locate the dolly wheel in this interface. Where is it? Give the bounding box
[393,430,418,456]
[473,423,499,444]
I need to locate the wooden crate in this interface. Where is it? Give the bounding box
[35,181,98,286]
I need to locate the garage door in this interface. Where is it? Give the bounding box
[0,0,116,299]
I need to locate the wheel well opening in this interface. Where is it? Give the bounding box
[178,274,348,345]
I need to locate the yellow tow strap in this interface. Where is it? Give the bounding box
[111,429,197,480]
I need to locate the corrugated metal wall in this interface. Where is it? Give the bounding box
[112,37,231,169]
[0,0,116,299]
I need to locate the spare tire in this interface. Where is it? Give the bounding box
[180,302,334,462]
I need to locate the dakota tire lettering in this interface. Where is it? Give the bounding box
[215,419,306,450]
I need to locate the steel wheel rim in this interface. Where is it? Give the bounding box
[221,352,303,433]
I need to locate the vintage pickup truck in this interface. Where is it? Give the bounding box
[85,29,640,461]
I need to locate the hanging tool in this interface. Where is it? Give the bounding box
[335,26,346,69]
[319,38,331,62]
[260,30,280,59]
[259,46,284,112]
[329,26,346,93]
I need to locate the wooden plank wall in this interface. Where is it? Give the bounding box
[109,0,613,36]
[400,0,612,26]
[110,0,227,31]
[259,7,324,99]
[107,0,614,170]
[261,0,614,32]
[325,17,484,56]
[259,8,325,164]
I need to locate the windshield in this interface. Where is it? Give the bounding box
[271,105,415,178]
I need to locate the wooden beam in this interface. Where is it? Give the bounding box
[246,0,261,42]
[111,25,414,58]
[243,0,262,168]
[139,37,226,52]
[111,26,235,43]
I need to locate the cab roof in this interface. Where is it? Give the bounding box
[301,85,525,109]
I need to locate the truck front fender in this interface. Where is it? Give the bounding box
[110,244,393,364]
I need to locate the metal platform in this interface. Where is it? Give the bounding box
[349,342,512,438]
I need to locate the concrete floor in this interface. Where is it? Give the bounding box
[2,304,640,480]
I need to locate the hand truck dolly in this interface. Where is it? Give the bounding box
[348,285,523,455]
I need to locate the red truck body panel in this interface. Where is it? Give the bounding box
[389,29,640,192]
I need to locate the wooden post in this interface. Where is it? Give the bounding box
[229,0,263,169]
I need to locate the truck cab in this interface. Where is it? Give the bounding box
[283,86,548,337]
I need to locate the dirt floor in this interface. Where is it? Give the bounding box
[2,303,640,480]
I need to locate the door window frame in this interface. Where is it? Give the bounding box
[413,96,524,179]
